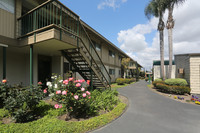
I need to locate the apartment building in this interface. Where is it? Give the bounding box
[0,0,141,89]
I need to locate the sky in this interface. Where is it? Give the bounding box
[60,0,200,70]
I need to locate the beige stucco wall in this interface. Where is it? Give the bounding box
[153,65,176,80]
[190,56,200,94]
[1,47,30,86]
[0,9,15,38]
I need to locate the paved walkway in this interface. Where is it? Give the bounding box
[93,80,200,133]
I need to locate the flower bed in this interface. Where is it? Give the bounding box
[0,75,124,131]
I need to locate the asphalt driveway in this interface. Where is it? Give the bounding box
[93,80,200,133]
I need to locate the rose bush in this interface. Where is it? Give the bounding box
[0,79,9,108]
[4,83,45,122]
[47,76,92,118]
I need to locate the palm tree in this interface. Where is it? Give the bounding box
[165,0,186,79]
[145,0,167,80]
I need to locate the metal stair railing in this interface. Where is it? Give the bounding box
[17,0,111,89]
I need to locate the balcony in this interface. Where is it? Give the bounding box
[17,0,111,89]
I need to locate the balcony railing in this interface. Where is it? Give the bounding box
[17,0,111,88]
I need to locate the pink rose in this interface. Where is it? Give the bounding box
[74,95,79,100]
[82,93,87,98]
[69,77,73,81]
[81,79,85,83]
[38,82,42,85]
[86,91,91,95]
[62,91,67,95]
[59,104,62,108]
[88,96,91,99]
[2,79,7,83]
[56,90,61,94]
[81,87,85,91]
[63,80,68,84]
[54,104,59,109]
[76,83,81,87]
[43,89,47,93]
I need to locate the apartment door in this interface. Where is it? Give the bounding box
[38,55,52,87]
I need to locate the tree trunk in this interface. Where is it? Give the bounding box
[168,28,173,79]
[124,70,126,79]
[167,7,174,79]
[159,30,165,80]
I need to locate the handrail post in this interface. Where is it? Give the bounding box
[3,47,6,79]
[30,45,33,87]
[77,20,79,47]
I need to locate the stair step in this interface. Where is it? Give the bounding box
[69,56,83,58]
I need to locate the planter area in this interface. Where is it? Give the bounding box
[0,76,128,132]
[148,79,200,106]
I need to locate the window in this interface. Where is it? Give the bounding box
[92,41,101,51]
[109,69,115,75]
[109,50,115,58]
[0,0,15,14]
[95,43,101,51]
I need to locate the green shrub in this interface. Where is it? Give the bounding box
[4,84,45,123]
[0,80,9,108]
[90,89,119,113]
[116,78,134,85]
[156,83,191,94]
[130,78,136,82]
[116,78,125,85]
[165,78,188,86]
[155,78,162,81]
[125,79,132,84]
[152,81,165,88]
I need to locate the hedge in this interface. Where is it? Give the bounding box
[165,78,188,86]
[156,83,191,95]
[152,81,165,88]
[116,78,135,85]
[154,79,162,81]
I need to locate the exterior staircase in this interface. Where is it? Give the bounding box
[62,48,110,89]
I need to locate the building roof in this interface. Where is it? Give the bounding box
[81,20,143,68]
[153,60,175,66]
[175,53,200,56]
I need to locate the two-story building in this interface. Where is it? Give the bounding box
[0,0,142,89]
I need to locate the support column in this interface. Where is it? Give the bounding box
[136,62,139,82]
[3,47,6,79]
[30,45,33,86]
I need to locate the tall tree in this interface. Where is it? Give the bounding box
[165,0,186,79]
[121,58,130,79]
[145,0,167,80]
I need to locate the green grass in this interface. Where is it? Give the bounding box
[0,102,126,133]
[147,84,152,88]
[111,82,135,89]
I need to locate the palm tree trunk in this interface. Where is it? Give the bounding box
[160,30,165,80]
[168,28,173,79]
[167,6,174,79]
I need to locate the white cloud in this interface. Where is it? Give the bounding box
[118,0,200,70]
[98,0,127,10]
